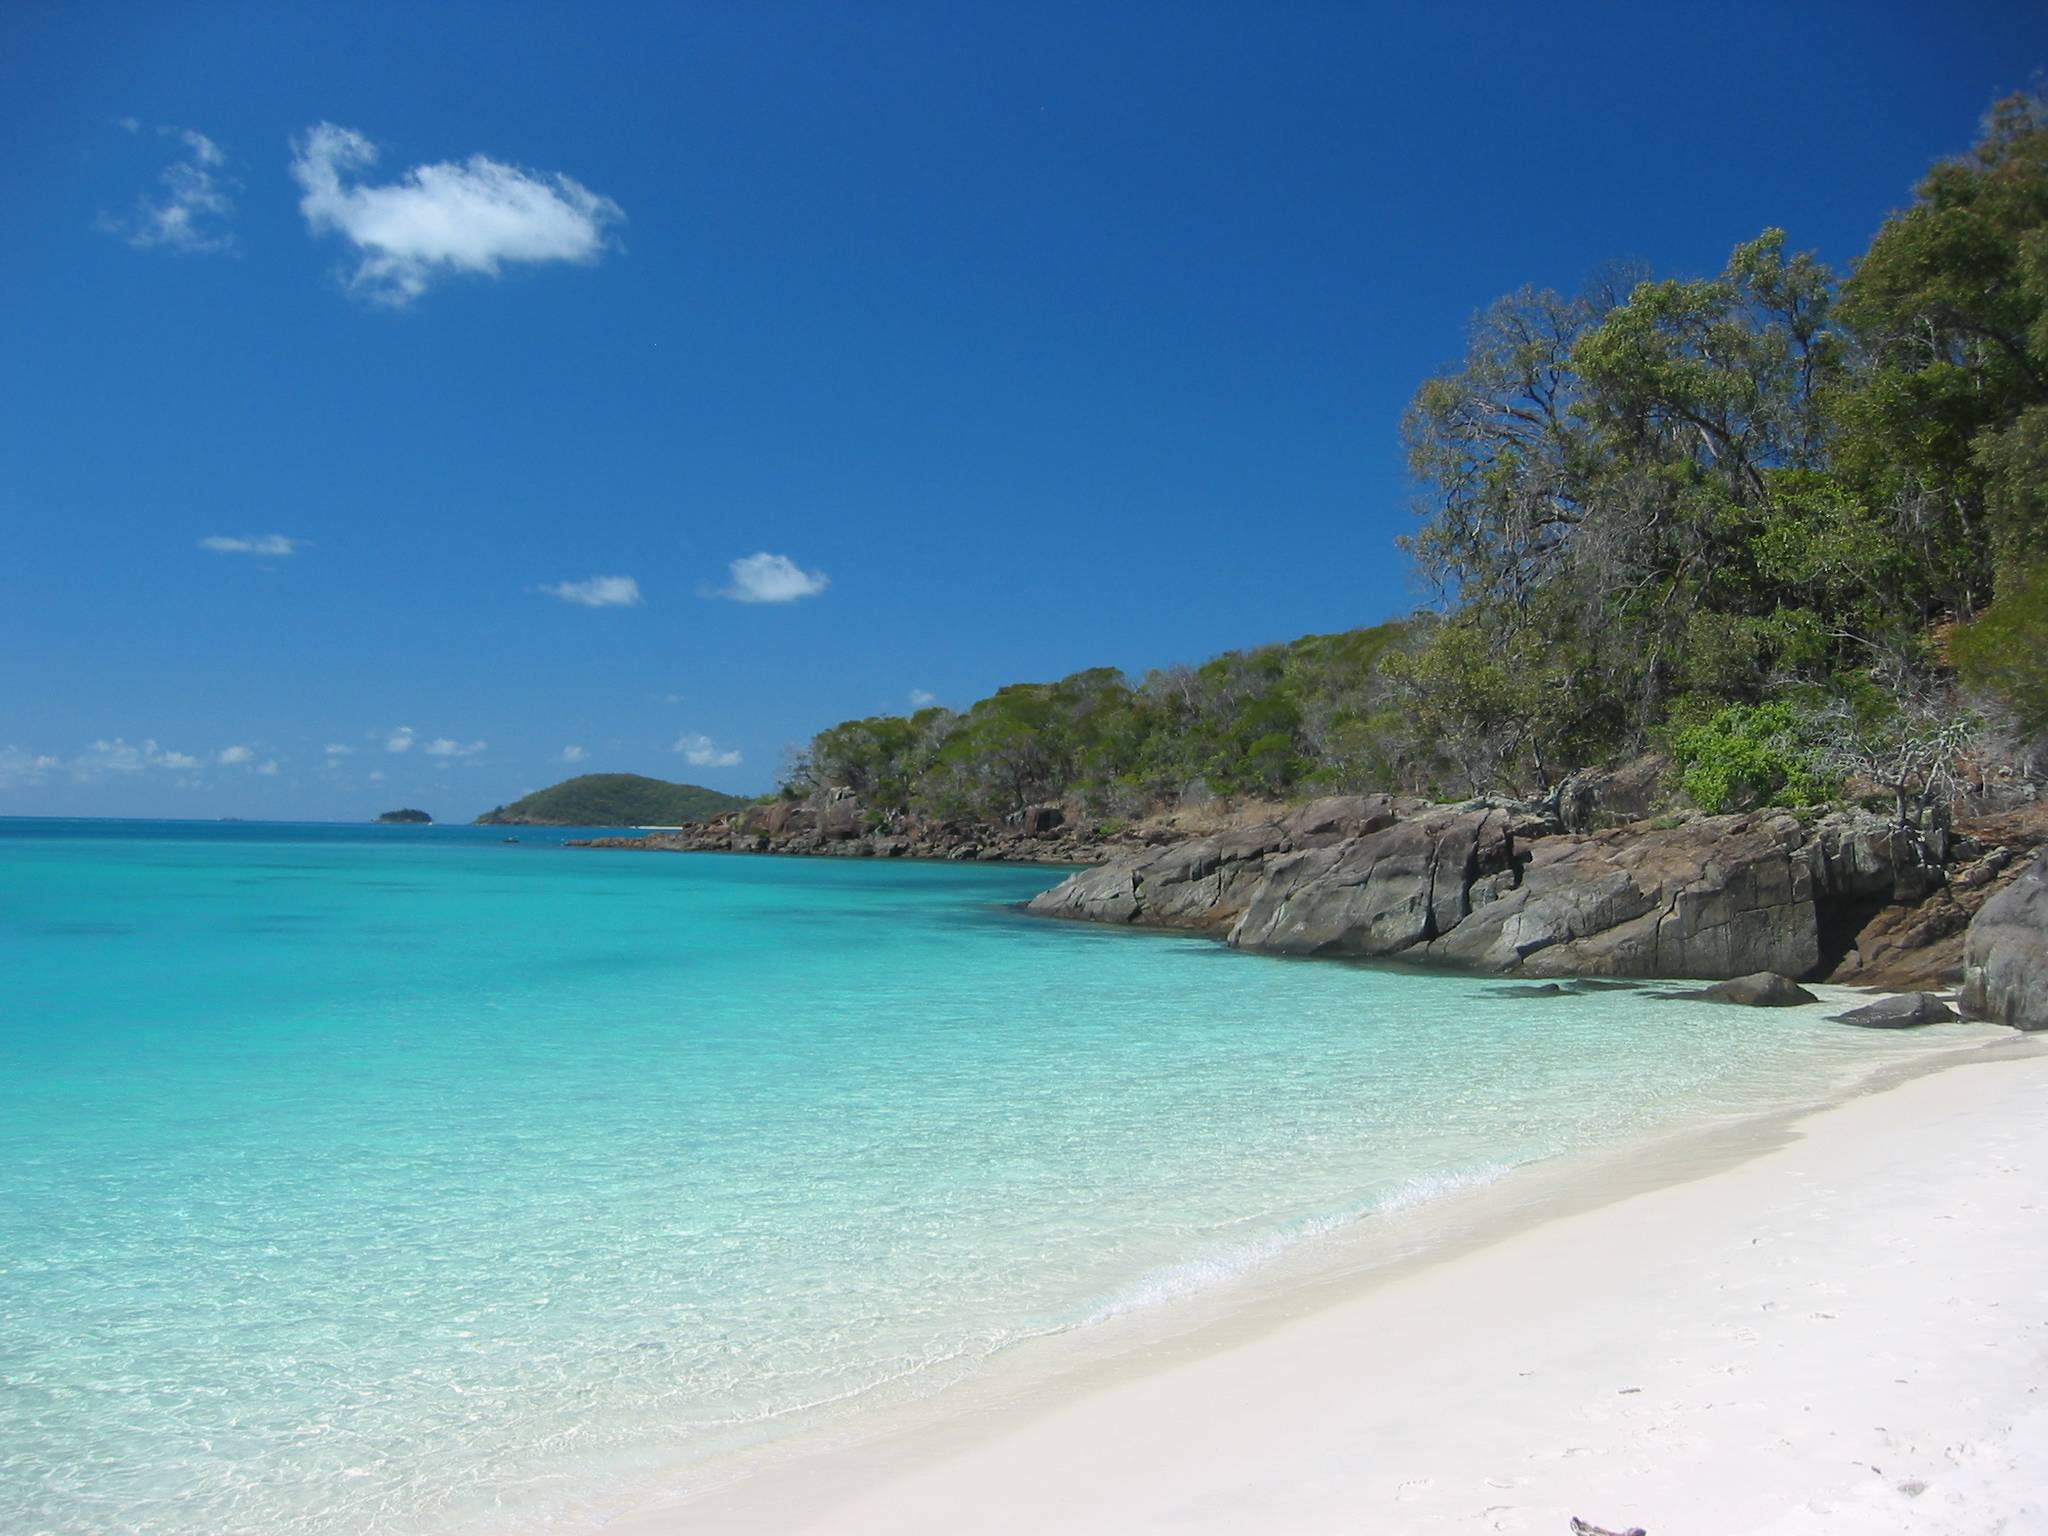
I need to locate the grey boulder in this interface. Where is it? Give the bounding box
[1833,992,1959,1028]
[1961,854,2048,1029]
[1695,972,1818,1007]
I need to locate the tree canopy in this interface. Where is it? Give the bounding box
[791,92,2047,822]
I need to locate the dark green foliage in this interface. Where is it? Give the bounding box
[1952,559,2048,742]
[475,774,752,827]
[1834,90,2048,604]
[1390,91,2048,795]
[788,623,1419,815]
[373,808,432,824]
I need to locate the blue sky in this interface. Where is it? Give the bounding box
[2,3,2041,819]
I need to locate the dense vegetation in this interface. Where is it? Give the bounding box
[786,624,1413,823]
[374,808,433,824]
[475,774,751,827]
[788,94,2047,827]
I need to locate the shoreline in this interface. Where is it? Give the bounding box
[612,1024,2046,1535]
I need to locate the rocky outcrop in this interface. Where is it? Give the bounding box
[1824,836,2035,991]
[573,773,2048,997]
[1960,854,2048,1030]
[1223,809,1517,957]
[570,787,1130,866]
[1557,753,1670,832]
[1419,812,1816,978]
[1032,806,1966,983]
[1026,821,1290,928]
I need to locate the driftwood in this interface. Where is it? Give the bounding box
[1570,1521,1647,1536]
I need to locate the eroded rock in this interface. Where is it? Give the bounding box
[1961,854,2048,1029]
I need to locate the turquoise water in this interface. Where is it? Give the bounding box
[0,819,1971,1534]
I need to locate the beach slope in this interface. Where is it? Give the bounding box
[671,1045,2048,1534]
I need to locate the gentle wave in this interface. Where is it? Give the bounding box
[1075,1161,1521,1327]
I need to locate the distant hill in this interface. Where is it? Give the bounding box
[475,773,752,828]
[375,807,433,824]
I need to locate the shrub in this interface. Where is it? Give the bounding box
[1669,700,1836,813]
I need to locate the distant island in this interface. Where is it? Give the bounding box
[475,773,753,828]
[375,808,433,824]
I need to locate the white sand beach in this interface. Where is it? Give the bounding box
[648,1038,2048,1535]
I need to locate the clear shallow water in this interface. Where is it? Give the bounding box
[0,819,1977,1534]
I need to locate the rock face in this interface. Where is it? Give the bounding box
[1421,813,1817,979]
[1031,821,1293,928]
[1032,806,1990,987]
[1224,809,1516,957]
[1557,752,1669,832]
[1693,973,1819,1007]
[1834,993,1959,1028]
[1961,854,2048,1029]
[1034,808,1898,982]
[572,774,2047,994]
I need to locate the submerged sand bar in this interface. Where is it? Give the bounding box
[653,1039,2048,1534]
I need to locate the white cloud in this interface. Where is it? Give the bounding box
[386,726,416,754]
[0,747,61,789]
[105,125,236,255]
[368,769,387,783]
[673,733,742,768]
[908,689,937,708]
[70,738,197,781]
[324,743,354,756]
[290,122,624,306]
[559,744,588,764]
[200,534,301,556]
[424,738,486,757]
[719,552,829,604]
[217,744,254,765]
[256,759,279,776]
[541,574,641,608]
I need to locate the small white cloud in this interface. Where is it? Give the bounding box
[256,759,279,776]
[719,552,828,604]
[0,747,61,789]
[200,534,301,556]
[424,738,486,757]
[559,744,588,764]
[673,733,742,769]
[541,574,641,608]
[324,743,354,756]
[217,744,254,765]
[386,726,415,754]
[290,122,624,307]
[104,125,237,255]
[664,692,683,704]
[908,689,937,708]
[368,769,387,782]
[70,738,196,780]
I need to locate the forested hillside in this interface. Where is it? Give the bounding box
[787,94,2047,827]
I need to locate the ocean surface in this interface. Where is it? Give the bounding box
[0,818,1986,1534]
